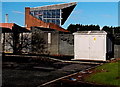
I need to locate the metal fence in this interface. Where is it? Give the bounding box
[114,45,120,58]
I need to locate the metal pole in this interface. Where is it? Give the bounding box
[5,14,8,23]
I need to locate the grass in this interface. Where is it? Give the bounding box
[85,60,120,86]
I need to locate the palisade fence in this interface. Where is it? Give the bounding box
[114,45,120,58]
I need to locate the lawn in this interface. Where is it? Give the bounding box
[85,60,120,86]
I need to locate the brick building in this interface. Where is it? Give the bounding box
[25,2,77,55]
[0,23,30,53]
[1,2,77,55]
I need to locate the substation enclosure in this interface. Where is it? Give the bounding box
[73,31,112,61]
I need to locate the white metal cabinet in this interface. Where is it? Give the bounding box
[75,35,89,60]
[73,31,107,61]
[89,35,106,61]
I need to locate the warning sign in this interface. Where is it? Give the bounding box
[94,37,96,40]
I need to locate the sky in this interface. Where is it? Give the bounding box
[1,2,118,29]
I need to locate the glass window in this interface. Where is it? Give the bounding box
[46,19,48,23]
[39,10,43,14]
[30,9,61,25]
[43,14,47,18]
[49,19,52,23]
[39,15,42,20]
[56,12,60,18]
[43,12,47,18]
[34,11,36,15]
[52,10,55,14]
[52,11,55,18]
[36,11,39,15]
[30,11,34,15]
[56,15,60,18]
[43,19,47,22]
[47,11,51,18]
[52,19,55,23]
[56,9,60,13]
[56,9,60,18]
[43,11,47,15]
[56,19,60,25]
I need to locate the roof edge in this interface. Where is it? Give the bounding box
[30,2,77,10]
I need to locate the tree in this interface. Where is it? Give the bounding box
[102,26,120,45]
[67,24,78,33]
[67,24,100,33]
[5,33,31,53]
[31,30,47,54]
[5,30,47,54]
[102,26,113,34]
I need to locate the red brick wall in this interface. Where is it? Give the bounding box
[25,7,49,28]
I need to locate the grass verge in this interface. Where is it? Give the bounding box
[85,60,120,86]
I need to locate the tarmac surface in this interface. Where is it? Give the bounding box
[2,55,97,87]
